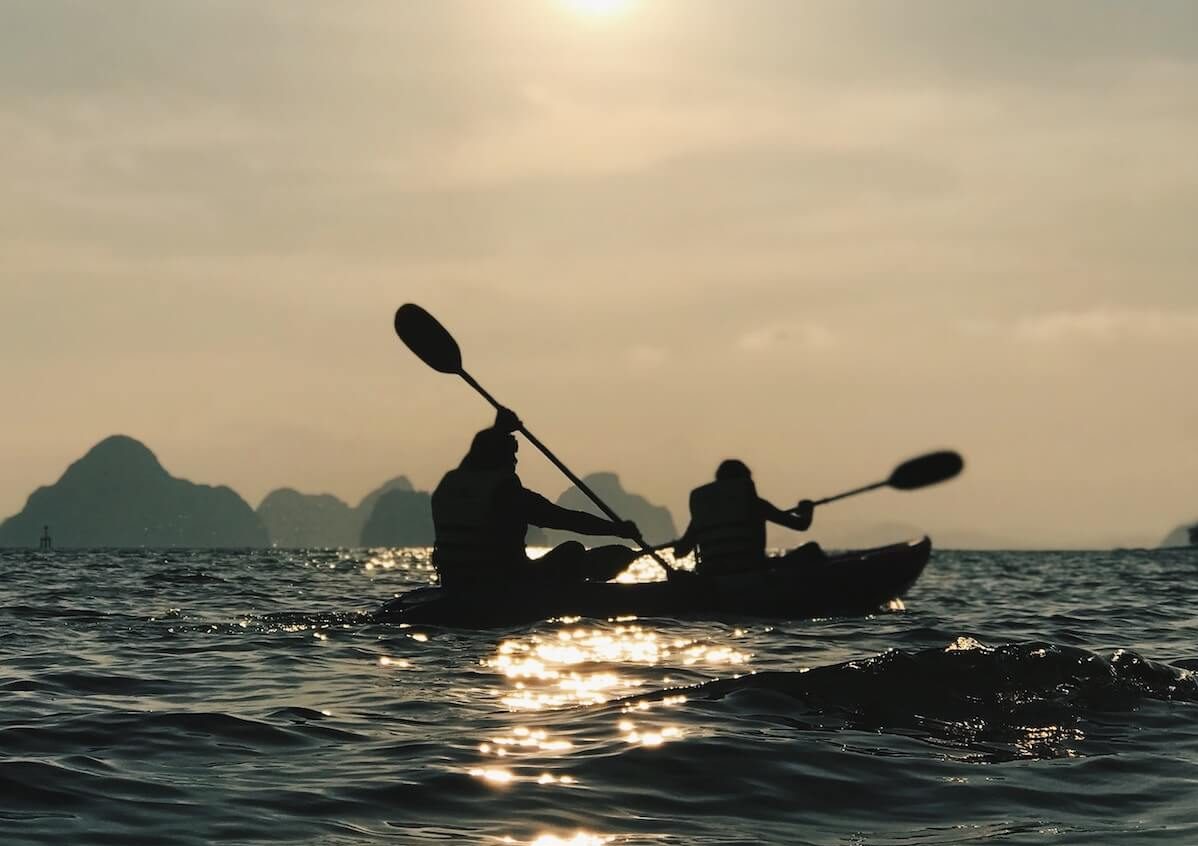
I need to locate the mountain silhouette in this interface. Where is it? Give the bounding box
[1161,520,1198,548]
[0,435,267,548]
[257,476,415,548]
[356,476,415,523]
[545,472,676,547]
[256,474,551,548]
[257,489,359,548]
[357,484,548,547]
[360,489,435,547]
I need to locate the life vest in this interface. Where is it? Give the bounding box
[688,478,765,574]
[431,468,527,587]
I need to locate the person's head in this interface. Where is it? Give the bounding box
[462,427,518,471]
[715,459,752,481]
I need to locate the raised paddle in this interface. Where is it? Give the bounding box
[803,450,964,509]
[394,303,678,576]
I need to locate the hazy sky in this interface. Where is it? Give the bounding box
[3,1,1196,548]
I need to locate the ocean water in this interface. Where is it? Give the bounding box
[1,546,1196,845]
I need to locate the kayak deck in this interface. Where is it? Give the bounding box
[375,537,932,627]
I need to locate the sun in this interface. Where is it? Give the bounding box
[561,0,634,18]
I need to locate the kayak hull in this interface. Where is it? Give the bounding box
[374,537,932,628]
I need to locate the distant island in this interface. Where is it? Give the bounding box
[1160,520,1198,548]
[260,478,547,548]
[257,476,415,548]
[8,435,1179,551]
[360,489,434,547]
[545,472,678,547]
[0,435,555,549]
[0,435,267,548]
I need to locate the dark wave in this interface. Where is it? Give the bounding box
[5,671,178,697]
[628,639,1197,761]
[142,568,230,585]
[0,710,326,758]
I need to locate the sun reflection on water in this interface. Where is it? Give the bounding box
[529,835,613,846]
[468,621,715,800]
[614,554,682,583]
[362,548,437,580]
[481,727,574,755]
[469,767,515,785]
[486,623,748,710]
[1013,723,1085,759]
[618,719,683,748]
[499,833,614,846]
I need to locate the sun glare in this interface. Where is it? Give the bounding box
[561,0,634,18]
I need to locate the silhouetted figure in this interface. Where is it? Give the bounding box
[40,525,52,551]
[1189,525,1198,547]
[674,459,823,575]
[431,408,641,593]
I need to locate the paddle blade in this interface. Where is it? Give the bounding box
[888,450,964,491]
[394,304,462,374]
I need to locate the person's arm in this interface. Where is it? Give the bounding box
[524,490,639,539]
[761,497,814,532]
[673,521,696,557]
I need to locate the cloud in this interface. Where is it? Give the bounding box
[1013,307,1198,343]
[737,323,839,353]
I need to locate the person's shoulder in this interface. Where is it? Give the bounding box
[517,481,553,500]
[506,475,535,496]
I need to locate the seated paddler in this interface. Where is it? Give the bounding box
[673,459,823,576]
[431,407,642,593]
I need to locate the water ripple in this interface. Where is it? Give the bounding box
[1,547,1196,844]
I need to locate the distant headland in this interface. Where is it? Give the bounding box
[1160,520,1198,548]
[4,435,1189,551]
[0,435,267,548]
[545,472,678,547]
[257,476,417,548]
[0,436,668,549]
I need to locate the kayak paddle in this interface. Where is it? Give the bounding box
[394,303,677,576]
[805,450,964,508]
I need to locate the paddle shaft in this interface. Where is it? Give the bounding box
[808,480,887,508]
[458,370,676,574]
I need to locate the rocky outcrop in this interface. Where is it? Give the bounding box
[0,435,267,548]
[360,489,435,547]
[356,476,415,524]
[257,489,359,548]
[257,476,416,548]
[545,472,676,547]
[1160,521,1198,548]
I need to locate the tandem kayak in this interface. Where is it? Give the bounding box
[374,537,932,627]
